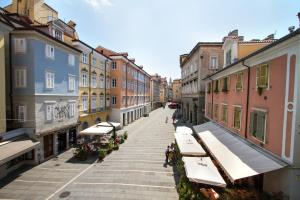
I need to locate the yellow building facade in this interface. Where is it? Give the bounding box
[72,40,112,131]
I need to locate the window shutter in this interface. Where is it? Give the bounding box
[249,112,255,134]
[256,67,260,87]
[261,65,268,87]
[257,112,265,141]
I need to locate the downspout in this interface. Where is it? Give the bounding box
[9,33,13,129]
[208,77,214,121]
[242,61,251,139]
[125,63,128,107]
[104,59,107,110]
[89,50,93,113]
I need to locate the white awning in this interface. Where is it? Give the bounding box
[176,126,193,135]
[80,121,121,136]
[193,122,287,182]
[183,157,226,187]
[174,132,206,156]
[0,135,40,165]
[97,122,121,129]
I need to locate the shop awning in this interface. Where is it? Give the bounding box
[193,122,287,182]
[176,126,193,134]
[80,122,121,136]
[174,132,206,156]
[0,135,40,165]
[183,157,226,187]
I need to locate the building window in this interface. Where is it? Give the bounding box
[14,38,26,53]
[233,106,242,130]
[99,75,105,88]
[82,73,88,87]
[250,110,266,143]
[68,54,75,66]
[213,104,219,120]
[221,104,228,123]
[112,97,117,105]
[210,56,218,69]
[222,76,230,92]
[236,72,243,91]
[112,78,117,88]
[226,49,232,66]
[47,16,53,22]
[17,105,26,122]
[82,96,88,111]
[106,97,110,107]
[207,82,211,93]
[82,53,88,64]
[91,75,97,88]
[46,104,54,121]
[69,103,75,117]
[54,29,63,40]
[91,96,97,111]
[100,96,105,110]
[45,72,55,89]
[68,75,76,91]
[256,64,269,89]
[92,57,97,66]
[106,78,110,89]
[214,80,220,93]
[45,44,55,59]
[112,61,117,69]
[15,68,27,88]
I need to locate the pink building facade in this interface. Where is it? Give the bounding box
[204,29,300,199]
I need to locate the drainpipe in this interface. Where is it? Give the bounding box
[9,33,13,129]
[208,77,214,121]
[242,61,251,139]
[125,63,128,108]
[104,59,107,110]
[89,50,93,113]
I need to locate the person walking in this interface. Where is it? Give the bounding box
[165,146,170,164]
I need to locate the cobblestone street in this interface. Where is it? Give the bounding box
[0,107,179,200]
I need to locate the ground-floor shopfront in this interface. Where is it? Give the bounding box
[151,101,162,111]
[192,122,300,199]
[181,95,205,125]
[110,103,151,127]
[0,128,39,179]
[39,125,78,162]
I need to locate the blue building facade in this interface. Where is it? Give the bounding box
[11,30,80,161]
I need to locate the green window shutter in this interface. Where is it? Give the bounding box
[256,67,260,87]
[256,112,265,142]
[250,112,255,135]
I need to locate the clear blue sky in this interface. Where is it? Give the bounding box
[1,0,299,80]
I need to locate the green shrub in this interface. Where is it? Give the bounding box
[113,144,119,150]
[120,136,125,144]
[107,140,114,154]
[98,149,107,160]
[124,131,128,140]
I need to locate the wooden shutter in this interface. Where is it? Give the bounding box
[249,112,255,134]
[256,112,266,142]
[260,64,268,88]
[256,67,260,87]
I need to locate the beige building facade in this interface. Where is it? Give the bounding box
[172,79,182,103]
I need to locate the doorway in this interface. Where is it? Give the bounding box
[123,113,126,126]
[69,128,77,146]
[57,132,67,153]
[43,134,53,159]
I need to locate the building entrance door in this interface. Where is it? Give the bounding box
[123,113,126,126]
[69,128,77,146]
[57,132,67,153]
[43,134,53,159]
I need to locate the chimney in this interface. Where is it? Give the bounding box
[228,29,238,36]
[297,12,300,27]
[67,20,77,28]
[288,26,295,33]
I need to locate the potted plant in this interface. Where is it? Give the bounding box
[124,131,128,140]
[113,144,119,150]
[98,149,107,160]
[74,147,88,161]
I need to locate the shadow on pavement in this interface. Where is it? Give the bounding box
[0,164,34,188]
